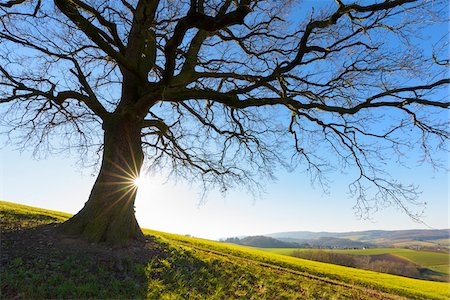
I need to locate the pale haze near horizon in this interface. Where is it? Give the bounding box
[1,145,448,240]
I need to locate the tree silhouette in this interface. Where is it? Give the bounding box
[1,0,448,245]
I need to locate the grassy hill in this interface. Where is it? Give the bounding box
[1,201,449,299]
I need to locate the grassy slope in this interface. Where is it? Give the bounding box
[1,201,449,299]
[149,230,450,299]
[258,247,299,255]
[0,201,71,231]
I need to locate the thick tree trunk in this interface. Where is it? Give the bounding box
[61,115,145,245]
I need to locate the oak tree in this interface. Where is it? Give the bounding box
[1,0,448,245]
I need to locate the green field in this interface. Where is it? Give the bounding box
[433,238,450,246]
[392,240,441,248]
[330,233,450,250]
[258,247,450,275]
[1,201,450,299]
[331,248,449,274]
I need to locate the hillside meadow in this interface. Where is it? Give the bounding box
[1,201,449,299]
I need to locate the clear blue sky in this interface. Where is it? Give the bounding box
[1,144,447,240]
[0,1,448,240]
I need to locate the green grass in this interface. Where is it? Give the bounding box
[1,200,450,299]
[392,240,440,248]
[253,247,298,255]
[0,200,71,231]
[430,265,450,274]
[2,255,148,298]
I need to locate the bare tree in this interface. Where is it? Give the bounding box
[0,0,448,245]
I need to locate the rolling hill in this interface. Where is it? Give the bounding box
[1,200,449,299]
[265,229,450,249]
[222,235,307,248]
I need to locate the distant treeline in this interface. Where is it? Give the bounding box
[291,250,423,279]
[223,236,310,248]
[277,237,376,249]
[223,235,375,249]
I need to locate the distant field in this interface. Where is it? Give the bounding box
[331,248,450,273]
[431,265,450,274]
[258,247,450,276]
[392,241,440,248]
[334,233,450,250]
[434,238,450,245]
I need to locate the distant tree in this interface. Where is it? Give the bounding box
[0,0,448,245]
[224,237,242,244]
[235,235,301,248]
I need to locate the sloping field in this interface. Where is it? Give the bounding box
[259,247,450,276]
[1,201,449,299]
[0,201,71,231]
[331,248,450,275]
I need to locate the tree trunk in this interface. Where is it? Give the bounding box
[60,115,145,245]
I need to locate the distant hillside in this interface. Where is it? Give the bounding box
[265,229,450,250]
[224,235,376,250]
[276,237,375,249]
[266,229,450,240]
[223,235,308,248]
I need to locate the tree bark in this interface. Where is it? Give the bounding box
[60,115,145,245]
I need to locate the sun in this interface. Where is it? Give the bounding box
[133,176,144,187]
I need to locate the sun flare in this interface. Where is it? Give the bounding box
[133,176,144,187]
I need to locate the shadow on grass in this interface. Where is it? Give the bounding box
[1,222,165,299]
[0,222,268,299]
[0,211,59,231]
